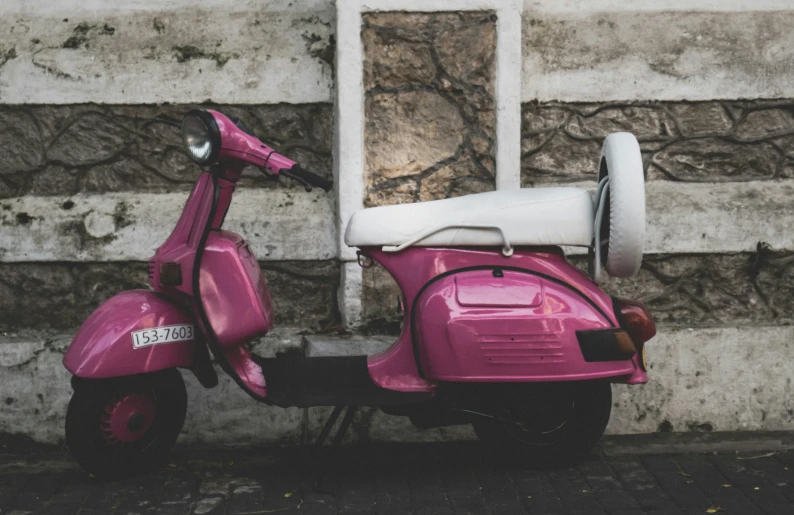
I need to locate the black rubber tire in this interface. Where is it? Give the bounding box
[65,369,187,478]
[472,381,612,468]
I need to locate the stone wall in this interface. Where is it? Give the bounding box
[362,11,496,207]
[521,100,794,185]
[0,104,333,198]
[0,260,340,331]
[0,104,339,332]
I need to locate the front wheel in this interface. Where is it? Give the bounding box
[65,369,187,478]
[472,381,611,468]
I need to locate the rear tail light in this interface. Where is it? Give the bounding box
[616,299,656,344]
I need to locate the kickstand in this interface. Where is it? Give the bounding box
[312,405,357,494]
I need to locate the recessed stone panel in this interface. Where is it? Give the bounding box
[361,249,794,332]
[521,100,794,184]
[0,104,332,198]
[0,260,340,331]
[363,12,496,207]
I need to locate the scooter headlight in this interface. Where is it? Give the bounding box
[181,110,221,165]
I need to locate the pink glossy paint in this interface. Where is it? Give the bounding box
[223,344,267,398]
[103,393,156,443]
[363,246,647,392]
[415,269,634,381]
[198,230,273,347]
[210,110,297,174]
[63,290,195,379]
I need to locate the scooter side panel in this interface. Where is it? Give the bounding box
[63,290,196,378]
[198,231,273,347]
[414,269,636,381]
[364,247,642,392]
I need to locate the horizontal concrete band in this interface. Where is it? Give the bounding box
[2,325,792,444]
[522,10,794,102]
[1,4,792,104]
[1,179,791,263]
[0,6,334,104]
[574,179,794,255]
[0,188,336,262]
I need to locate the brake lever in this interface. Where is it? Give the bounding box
[280,169,313,192]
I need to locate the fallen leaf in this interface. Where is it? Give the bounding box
[754,487,760,491]
[738,451,779,460]
[678,471,691,477]
[706,506,725,514]
[721,484,732,488]
[283,492,293,498]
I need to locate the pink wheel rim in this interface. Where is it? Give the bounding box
[101,393,156,444]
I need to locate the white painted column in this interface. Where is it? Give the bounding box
[494,0,523,190]
[335,0,367,326]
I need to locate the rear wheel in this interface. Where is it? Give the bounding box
[472,381,611,467]
[65,369,187,478]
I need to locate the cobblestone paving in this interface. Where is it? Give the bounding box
[3,439,794,514]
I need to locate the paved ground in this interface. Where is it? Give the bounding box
[4,434,794,515]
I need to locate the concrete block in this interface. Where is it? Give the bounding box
[522,10,794,101]
[305,334,390,357]
[0,2,334,104]
[0,189,336,262]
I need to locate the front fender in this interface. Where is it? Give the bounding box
[64,290,197,379]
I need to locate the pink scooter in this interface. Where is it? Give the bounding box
[62,109,656,476]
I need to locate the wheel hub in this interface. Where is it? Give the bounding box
[101,393,156,444]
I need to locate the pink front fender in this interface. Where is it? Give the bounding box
[64,290,196,379]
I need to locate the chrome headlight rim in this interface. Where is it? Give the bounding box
[181,109,222,166]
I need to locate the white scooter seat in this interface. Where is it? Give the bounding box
[344,188,594,249]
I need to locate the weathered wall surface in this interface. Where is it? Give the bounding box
[0,1,335,104]
[363,11,497,207]
[521,10,794,102]
[0,261,340,331]
[521,100,794,185]
[0,103,339,330]
[0,104,333,198]
[1,0,794,444]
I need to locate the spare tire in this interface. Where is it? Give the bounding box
[597,132,645,278]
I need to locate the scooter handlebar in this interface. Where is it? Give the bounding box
[280,164,334,192]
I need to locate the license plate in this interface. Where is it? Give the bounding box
[132,325,194,349]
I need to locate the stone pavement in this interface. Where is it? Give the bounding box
[3,434,794,515]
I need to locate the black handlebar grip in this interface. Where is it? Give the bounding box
[285,164,333,192]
